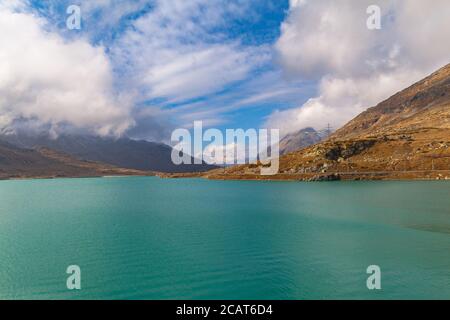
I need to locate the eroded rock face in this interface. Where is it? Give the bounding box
[308,174,341,182]
[325,140,377,161]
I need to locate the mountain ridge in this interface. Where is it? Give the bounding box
[199,63,450,181]
[0,133,217,173]
[332,63,450,140]
[279,127,325,155]
[0,140,150,180]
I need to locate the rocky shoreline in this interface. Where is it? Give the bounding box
[157,170,450,182]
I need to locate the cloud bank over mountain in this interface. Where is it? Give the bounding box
[0,1,134,137]
[266,0,450,135]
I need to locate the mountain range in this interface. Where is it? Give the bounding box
[2,63,449,181]
[0,134,216,179]
[0,140,148,179]
[201,63,450,181]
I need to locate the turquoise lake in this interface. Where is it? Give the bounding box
[0,177,449,300]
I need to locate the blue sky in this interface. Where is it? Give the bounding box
[24,0,317,137]
[1,0,449,142]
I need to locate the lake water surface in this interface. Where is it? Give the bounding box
[0,177,449,299]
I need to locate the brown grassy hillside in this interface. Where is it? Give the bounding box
[203,63,450,181]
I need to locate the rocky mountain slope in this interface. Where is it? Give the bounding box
[279,127,324,155]
[0,140,149,180]
[203,63,450,181]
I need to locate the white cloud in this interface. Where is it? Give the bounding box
[200,141,258,165]
[80,0,149,32]
[0,0,278,140]
[113,0,270,104]
[267,0,450,135]
[267,69,425,134]
[159,70,314,130]
[140,43,268,102]
[0,3,134,136]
